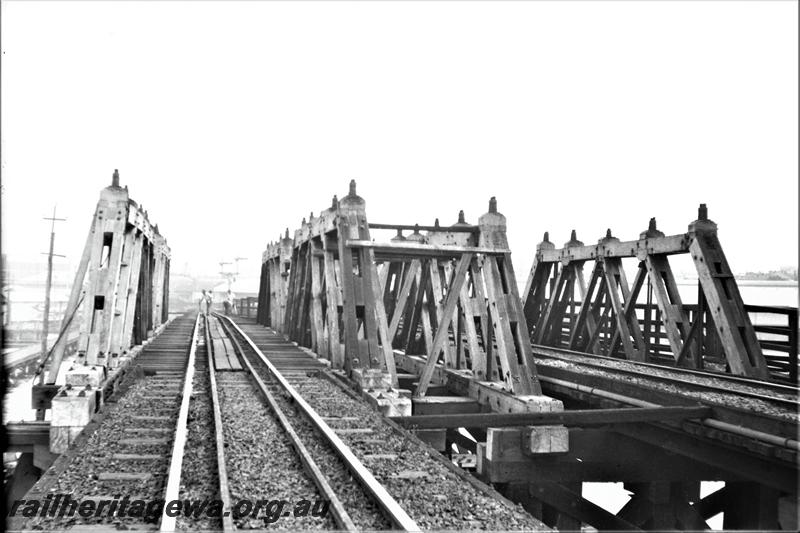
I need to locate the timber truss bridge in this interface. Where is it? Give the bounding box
[5,175,798,532]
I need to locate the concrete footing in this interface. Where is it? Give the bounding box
[351,368,412,417]
[49,386,98,454]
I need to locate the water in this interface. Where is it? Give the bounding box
[680,281,798,308]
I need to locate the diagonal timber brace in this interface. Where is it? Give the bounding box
[258,183,552,406]
[43,170,170,386]
[521,205,771,379]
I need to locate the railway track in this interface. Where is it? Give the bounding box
[224,315,547,531]
[20,313,198,531]
[19,312,546,531]
[213,313,417,531]
[531,344,799,413]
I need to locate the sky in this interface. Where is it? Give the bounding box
[2,0,798,283]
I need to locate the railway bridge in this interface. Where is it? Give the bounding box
[5,173,798,531]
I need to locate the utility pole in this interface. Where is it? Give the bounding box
[219,261,233,291]
[40,206,66,383]
[233,257,247,281]
[37,206,65,421]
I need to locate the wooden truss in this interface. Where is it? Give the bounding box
[45,170,171,383]
[257,182,543,396]
[522,205,770,379]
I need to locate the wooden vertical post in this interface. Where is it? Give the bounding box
[688,205,770,378]
[322,235,343,368]
[522,232,555,331]
[107,229,136,360]
[309,237,326,356]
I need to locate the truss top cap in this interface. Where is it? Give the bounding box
[688,203,717,234]
[452,209,470,227]
[537,231,555,251]
[478,197,507,248]
[599,228,619,244]
[111,169,120,188]
[407,224,426,242]
[434,218,440,228]
[479,197,505,222]
[640,217,665,239]
[565,229,584,248]
[339,179,365,209]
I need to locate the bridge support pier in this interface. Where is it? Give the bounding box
[722,482,781,530]
[4,453,41,512]
[49,386,97,454]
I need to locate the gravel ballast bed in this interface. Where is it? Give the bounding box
[262,378,392,530]
[536,358,797,420]
[217,372,335,530]
[533,347,798,401]
[245,356,547,531]
[176,346,221,531]
[25,377,181,530]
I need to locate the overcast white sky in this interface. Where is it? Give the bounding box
[2,0,798,282]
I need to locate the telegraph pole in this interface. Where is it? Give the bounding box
[40,206,66,384]
[219,257,247,291]
[219,261,233,291]
[233,257,247,282]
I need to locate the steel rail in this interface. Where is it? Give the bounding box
[215,315,358,531]
[531,344,799,409]
[539,375,800,452]
[204,315,235,533]
[533,343,798,393]
[219,315,421,532]
[159,313,200,532]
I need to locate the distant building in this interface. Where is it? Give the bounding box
[2,258,78,344]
